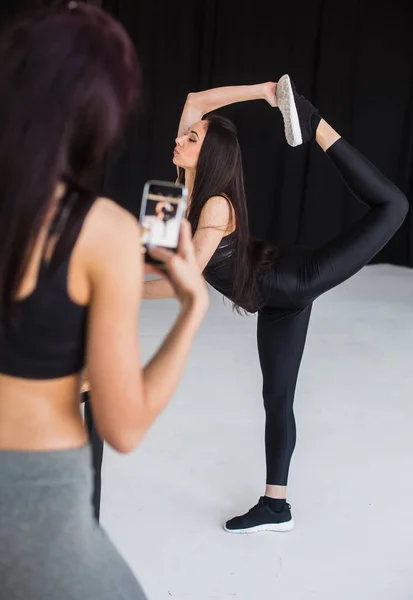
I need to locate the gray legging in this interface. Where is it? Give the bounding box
[0,445,147,600]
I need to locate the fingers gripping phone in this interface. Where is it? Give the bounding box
[140,180,188,266]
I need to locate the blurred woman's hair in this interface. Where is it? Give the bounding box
[0,1,141,324]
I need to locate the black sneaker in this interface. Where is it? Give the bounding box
[224,497,294,534]
[276,74,320,147]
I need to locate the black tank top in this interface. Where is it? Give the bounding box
[203,232,267,312]
[0,205,90,380]
[203,232,236,301]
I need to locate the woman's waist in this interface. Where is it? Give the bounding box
[0,376,88,451]
[203,262,233,291]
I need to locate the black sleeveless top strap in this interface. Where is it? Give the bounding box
[0,191,94,380]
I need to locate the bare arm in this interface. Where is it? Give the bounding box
[142,276,174,300]
[178,82,277,138]
[143,196,232,300]
[86,201,208,453]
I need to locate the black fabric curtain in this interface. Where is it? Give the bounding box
[103,0,413,266]
[1,0,412,265]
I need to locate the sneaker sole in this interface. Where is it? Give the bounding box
[223,518,295,534]
[276,74,302,147]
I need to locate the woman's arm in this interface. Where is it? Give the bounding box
[143,275,175,299]
[178,82,277,138]
[143,196,232,299]
[85,203,208,453]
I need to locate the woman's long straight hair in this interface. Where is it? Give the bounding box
[178,114,277,313]
[0,1,141,325]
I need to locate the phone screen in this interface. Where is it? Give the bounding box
[140,181,187,262]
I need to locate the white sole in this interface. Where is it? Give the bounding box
[276,74,302,147]
[223,518,295,534]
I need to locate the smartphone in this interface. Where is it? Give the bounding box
[140,180,188,265]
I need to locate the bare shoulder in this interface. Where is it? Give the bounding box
[89,197,140,237]
[202,195,232,216]
[199,195,234,229]
[75,197,143,285]
[83,197,141,257]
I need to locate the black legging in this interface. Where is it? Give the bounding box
[257,138,409,485]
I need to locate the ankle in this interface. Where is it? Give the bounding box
[265,484,287,499]
[315,119,341,151]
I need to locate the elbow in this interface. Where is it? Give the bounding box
[113,440,140,455]
[102,418,149,454]
[91,392,155,455]
[186,92,197,104]
[109,429,147,455]
[186,92,202,110]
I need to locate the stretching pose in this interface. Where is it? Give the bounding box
[0,4,207,599]
[143,75,409,533]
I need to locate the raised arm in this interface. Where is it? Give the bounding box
[177,82,277,138]
[289,120,409,305]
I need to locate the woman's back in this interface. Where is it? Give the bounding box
[0,193,138,451]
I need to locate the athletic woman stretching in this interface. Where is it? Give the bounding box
[143,75,409,533]
[0,3,207,598]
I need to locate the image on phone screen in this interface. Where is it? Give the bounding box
[140,182,186,252]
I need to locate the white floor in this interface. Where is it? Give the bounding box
[101,265,413,600]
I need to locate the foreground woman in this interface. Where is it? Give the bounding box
[0,3,208,598]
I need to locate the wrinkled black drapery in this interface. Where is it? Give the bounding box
[1,0,411,263]
[102,0,412,265]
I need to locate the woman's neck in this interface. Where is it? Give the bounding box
[183,169,195,204]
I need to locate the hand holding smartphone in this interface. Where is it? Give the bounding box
[140,180,188,266]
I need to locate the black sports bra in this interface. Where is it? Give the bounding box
[0,202,91,380]
[205,231,235,267]
[202,232,236,302]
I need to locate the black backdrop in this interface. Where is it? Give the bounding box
[2,0,413,265]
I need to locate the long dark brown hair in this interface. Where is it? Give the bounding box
[178,114,276,313]
[0,1,140,325]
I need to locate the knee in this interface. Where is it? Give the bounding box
[262,388,293,416]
